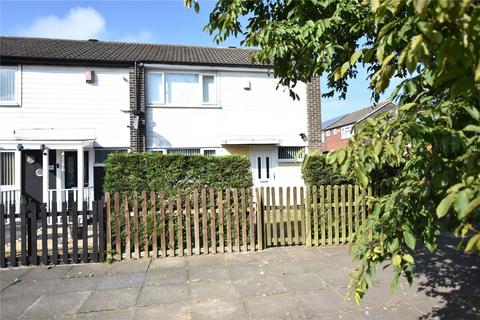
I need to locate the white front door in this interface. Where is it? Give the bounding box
[249,146,277,187]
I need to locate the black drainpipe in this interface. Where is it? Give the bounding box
[133,61,143,151]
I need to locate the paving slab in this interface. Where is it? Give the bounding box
[231,274,288,297]
[188,264,231,283]
[243,293,306,319]
[189,281,239,302]
[136,284,188,306]
[78,287,140,313]
[144,267,187,286]
[97,272,145,290]
[62,263,112,279]
[190,298,249,320]
[74,309,135,320]
[0,268,31,290]
[19,291,90,319]
[19,265,72,281]
[132,303,190,320]
[149,256,186,271]
[107,260,150,274]
[274,272,330,292]
[0,294,42,320]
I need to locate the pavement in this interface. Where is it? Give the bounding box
[0,238,479,320]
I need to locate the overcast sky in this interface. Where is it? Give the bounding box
[0,0,398,121]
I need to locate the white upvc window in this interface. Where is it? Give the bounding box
[0,152,15,186]
[146,71,217,107]
[0,65,21,106]
[341,125,353,139]
[146,72,165,105]
[325,130,331,137]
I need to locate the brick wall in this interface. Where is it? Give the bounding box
[322,127,349,152]
[129,65,146,152]
[306,77,322,151]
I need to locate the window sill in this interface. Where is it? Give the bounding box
[0,103,21,108]
[278,159,303,163]
[147,104,222,109]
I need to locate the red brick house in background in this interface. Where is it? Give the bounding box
[322,101,397,152]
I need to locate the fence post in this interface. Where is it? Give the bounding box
[305,187,312,247]
[9,203,17,267]
[256,188,264,251]
[0,204,5,268]
[98,197,105,262]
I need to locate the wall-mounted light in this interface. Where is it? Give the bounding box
[299,133,307,142]
[244,81,251,91]
[85,70,95,83]
[40,144,48,156]
[17,144,24,151]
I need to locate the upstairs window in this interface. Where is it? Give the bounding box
[166,73,199,105]
[341,125,353,139]
[147,71,217,106]
[0,66,20,106]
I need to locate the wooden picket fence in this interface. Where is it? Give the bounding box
[106,185,371,260]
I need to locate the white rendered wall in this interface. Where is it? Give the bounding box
[0,65,130,148]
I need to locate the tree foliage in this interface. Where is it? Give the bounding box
[185,0,480,303]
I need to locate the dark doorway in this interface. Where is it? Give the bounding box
[22,150,43,204]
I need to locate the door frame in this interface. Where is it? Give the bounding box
[249,145,277,187]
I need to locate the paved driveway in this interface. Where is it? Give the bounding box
[1,238,479,319]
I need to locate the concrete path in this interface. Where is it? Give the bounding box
[1,239,479,319]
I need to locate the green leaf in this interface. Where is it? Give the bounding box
[475,60,480,82]
[465,234,480,252]
[402,254,414,264]
[355,165,369,188]
[337,149,346,164]
[454,190,470,219]
[463,196,480,218]
[399,103,416,112]
[403,230,416,250]
[350,50,363,65]
[463,125,480,134]
[413,0,427,14]
[371,0,380,12]
[340,62,350,77]
[392,255,402,267]
[436,193,455,218]
[374,141,382,157]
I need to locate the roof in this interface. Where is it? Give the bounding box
[322,115,345,129]
[0,36,268,68]
[323,101,395,130]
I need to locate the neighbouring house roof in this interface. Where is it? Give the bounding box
[323,101,395,130]
[0,36,268,68]
[322,115,345,129]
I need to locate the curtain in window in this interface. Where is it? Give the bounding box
[147,73,164,104]
[165,73,199,105]
[0,152,15,185]
[0,69,15,102]
[202,75,215,103]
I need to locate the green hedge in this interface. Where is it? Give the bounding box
[302,151,352,186]
[104,153,252,196]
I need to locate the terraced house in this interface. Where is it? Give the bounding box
[0,36,322,209]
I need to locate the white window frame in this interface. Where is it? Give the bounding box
[146,71,165,105]
[0,65,21,107]
[146,70,218,107]
[325,130,331,137]
[333,128,338,135]
[200,74,217,105]
[278,146,305,163]
[341,125,353,140]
